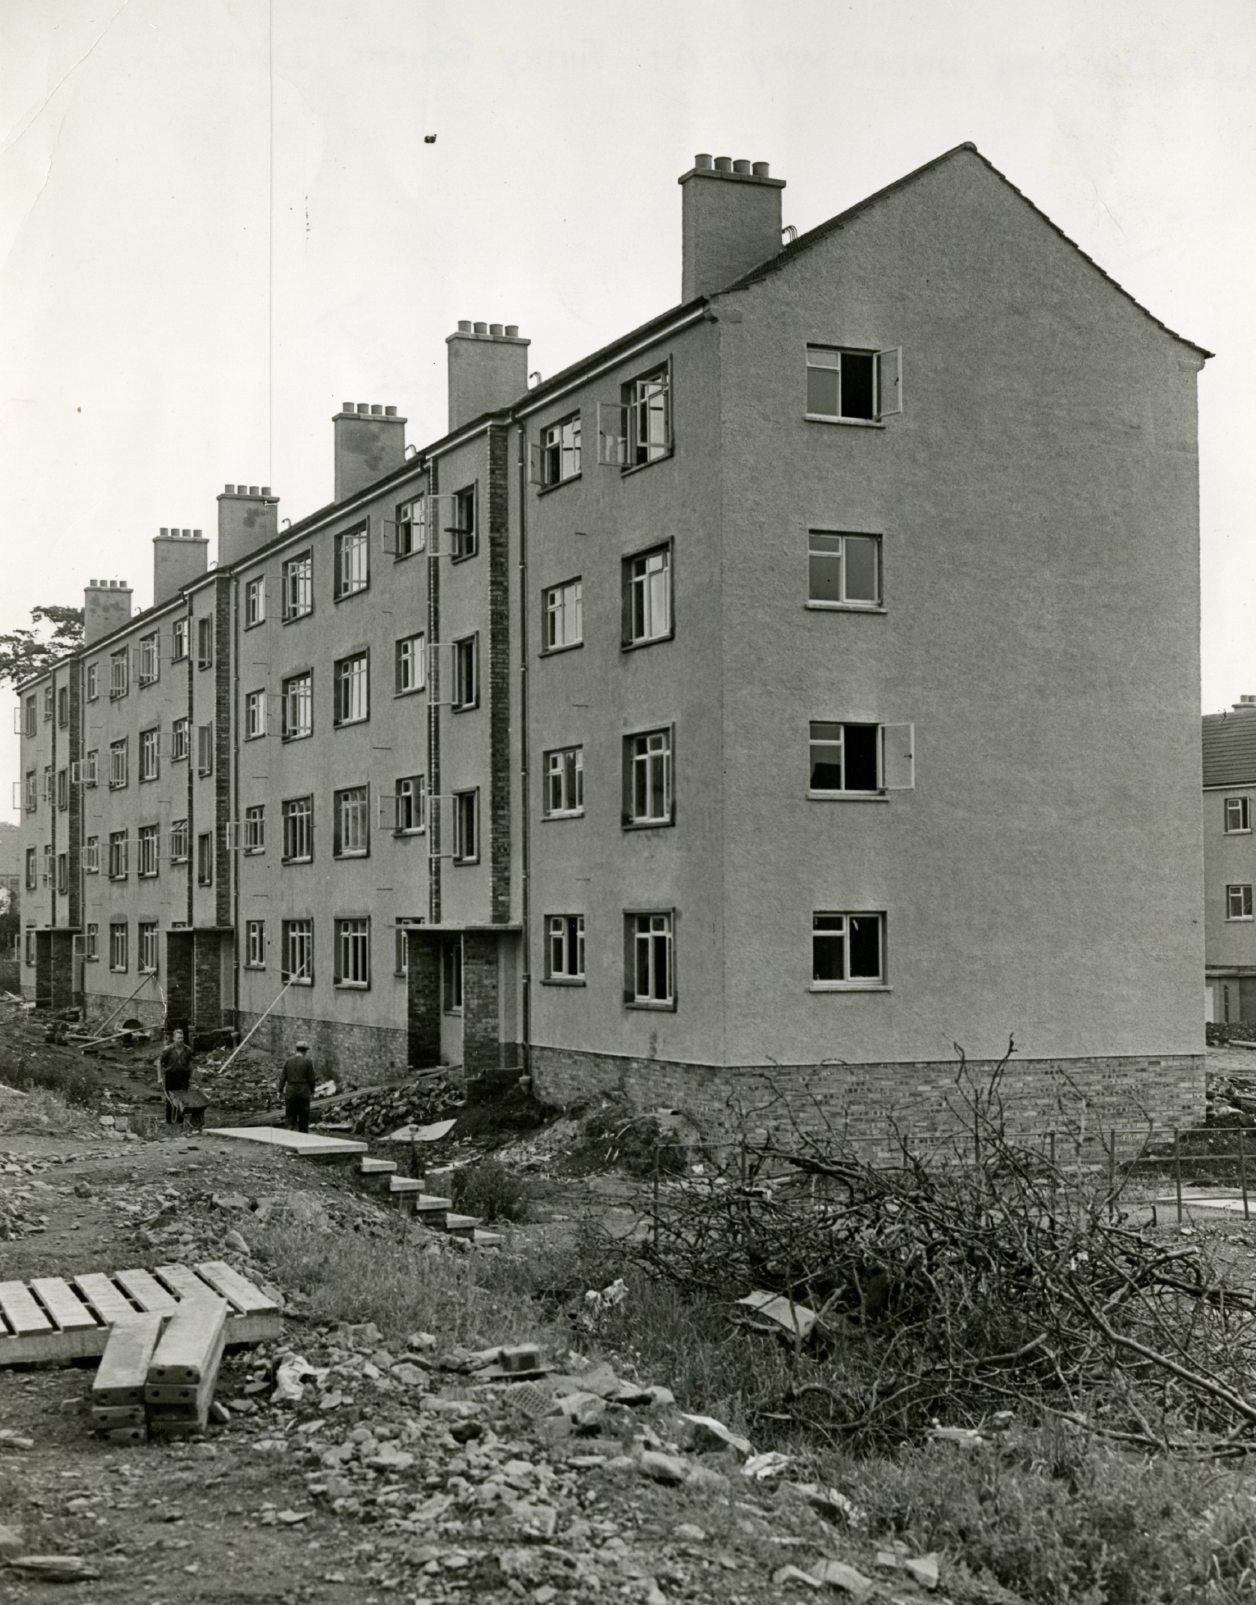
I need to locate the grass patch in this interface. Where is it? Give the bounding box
[1,1055,97,1108]
[0,1083,87,1136]
[450,1156,533,1223]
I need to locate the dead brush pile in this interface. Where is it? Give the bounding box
[640,1054,1256,1457]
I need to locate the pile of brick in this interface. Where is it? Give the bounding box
[319,1076,463,1139]
[90,1299,229,1443]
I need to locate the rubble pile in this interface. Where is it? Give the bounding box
[317,1076,464,1139]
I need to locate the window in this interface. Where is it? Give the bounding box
[334,918,370,987]
[196,722,214,776]
[626,367,672,466]
[244,689,267,739]
[140,727,160,782]
[544,746,584,817]
[394,918,422,976]
[282,551,313,620]
[542,579,583,653]
[282,796,314,862]
[545,914,585,983]
[395,775,425,834]
[452,636,478,711]
[41,843,51,883]
[169,820,189,863]
[244,576,266,627]
[627,912,674,1007]
[335,524,369,599]
[24,848,36,890]
[245,920,266,968]
[623,545,672,646]
[334,786,369,857]
[390,496,426,559]
[56,853,67,896]
[171,717,190,762]
[110,649,128,698]
[171,618,189,662]
[82,750,98,788]
[109,923,128,973]
[24,695,36,733]
[43,765,53,803]
[813,913,885,986]
[282,919,313,984]
[197,833,213,886]
[56,768,68,811]
[453,789,479,864]
[808,531,882,608]
[24,928,35,966]
[138,824,160,878]
[84,837,99,875]
[334,652,369,726]
[450,486,477,561]
[282,672,313,740]
[442,938,463,1013]
[42,684,52,720]
[809,721,915,794]
[138,633,160,685]
[538,413,582,487]
[109,739,128,789]
[138,922,159,975]
[23,770,36,812]
[624,728,673,826]
[1227,885,1254,922]
[196,615,214,668]
[1225,797,1252,834]
[85,665,99,701]
[805,344,902,422]
[243,804,265,854]
[85,924,98,962]
[57,685,69,726]
[395,634,425,695]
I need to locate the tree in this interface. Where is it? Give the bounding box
[0,605,84,688]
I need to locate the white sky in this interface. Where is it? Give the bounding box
[1,0,1253,818]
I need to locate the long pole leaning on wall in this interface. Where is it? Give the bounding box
[85,971,162,1043]
[213,965,308,1078]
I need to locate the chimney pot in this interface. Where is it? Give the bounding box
[457,320,473,333]
[505,323,519,337]
[733,158,751,174]
[489,322,504,338]
[246,484,257,495]
[695,153,713,170]
[474,320,488,335]
[384,405,397,416]
[370,403,383,415]
[341,400,353,412]
[160,527,169,537]
[224,483,235,494]
[680,150,786,300]
[752,160,770,177]
[714,156,733,172]
[261,487,271,497]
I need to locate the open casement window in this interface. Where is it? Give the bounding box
[805,345,902,421]
[380,775,425,834]
[169,821,190,863]
[382,495,427,558]
[281,674,313,740]
[109,650,128,698]
[244,576,266,627]
[448,487,477,561]
[530,414,582,487]
[812,913,885,986]
[335,524,370,599]
[136,635,160,684]
[809,722,914,793]
[82,839,100,874]
[196,722,215,776]
[282,552,314,620]
[242,805,265,854]
[70,752,98,787]
[394,919,423,977]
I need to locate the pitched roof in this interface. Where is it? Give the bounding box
[721,142,1211,358]
[1203,710,1256,787]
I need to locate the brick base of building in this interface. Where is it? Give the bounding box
[529,1046,1207,1159]
[235,1011,408,1084]
[83,993,167,1033]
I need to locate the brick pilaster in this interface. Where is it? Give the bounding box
[407,933,441,1068]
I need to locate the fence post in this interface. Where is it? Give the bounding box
[1106,1129,1116,1217]
[1174,1128,1183,1226]
[1048,1131,1057,1215]
[1241,1127,1249,1222]
[652,1142,660,1253]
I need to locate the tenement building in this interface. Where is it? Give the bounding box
[17,144,1210,1139]
[1203,697,1256,1025]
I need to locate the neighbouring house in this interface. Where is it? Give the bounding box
[15,143,1210,1143]
[1203,697,1256,1025]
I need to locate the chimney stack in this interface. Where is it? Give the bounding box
[217,485,279,569]
[153,527,210,606]
[678,153,785,301]
[333,403,407,502]
[1234,696,1256,712]
[446,323,529,433]
[83,579,134,645]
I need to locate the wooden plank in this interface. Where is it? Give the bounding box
[73,1273,139,1326]
[153,1263,225,1305]
[148,1297,228,1384]
[30,1277,100,1333]
[92,1314,163,1405]
[192,1261,279,1318]
[0,1281,53,1336]
[207,1125,368,1157]
[114,1268,179,1315]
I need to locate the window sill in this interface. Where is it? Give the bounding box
[282,978,314,988]
[539,641,584,659]
[537,473,582,497]
[171,656,189,666]
[622,817,675,831]
[452,856,481,867]
[332,720,368,731]
[805,601,886,615]
[171,754,188,764]
[334,981,370,991]
[443,1007,464,1017]
[243,619,265,631]
[1226,918,1255,924]
[450,701,480,715]
[620,449,674,478]
[282,733,313,744]
[244,732,265,742]
[196,662,214,672]
[281,858,313,867]
[243,962,266,970]
[449,549,479,566]
[541,976,586,988]
[243,848,265,857]
[542,809,585,822]
[1225,830,1254,837]
[334,587,370,604]
[395,827,427,837]
[810,982,891,992]
[804,414,885,430]
[282,612,314,626]
[621,631,674,654]
[625,998,677,1012]
[334,852,370,861]
[393,548,423,563]
[394,686,426,699]
[807,791,890,803]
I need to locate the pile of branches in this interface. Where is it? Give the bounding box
[640,1049,1256,1456]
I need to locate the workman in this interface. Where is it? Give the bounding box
[157,1027,195,1126]
[279,1041,316,1134]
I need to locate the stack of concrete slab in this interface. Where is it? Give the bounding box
[90,1298,230,1442]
